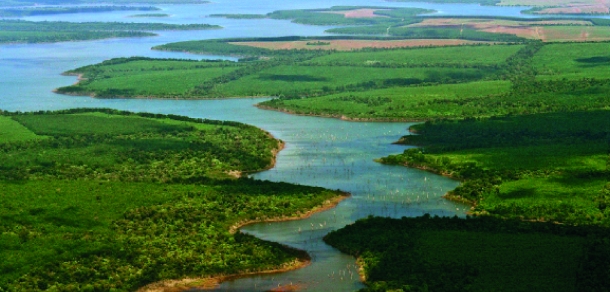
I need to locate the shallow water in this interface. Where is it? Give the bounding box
[1,1,589,290]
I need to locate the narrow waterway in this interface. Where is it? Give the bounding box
[2,0,596,290]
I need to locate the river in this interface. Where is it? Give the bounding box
[0,0,592,290]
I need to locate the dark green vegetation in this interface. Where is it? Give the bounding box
[0,108,344,291]
[0,20,220,44]
[0,0,208,7]
[324,215,610,292]
[0,6,159,17]
[212,6,433,26]
[58,42,523,99]
[266,6,432,26]
[381,111,610,225]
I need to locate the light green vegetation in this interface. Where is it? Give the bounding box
[128,13,170,18]
[324,215,610,292]
[304,44,524,67]
[214,65,491,98]
[261,81,510,120]
[0,20,220,44]
[60,58,241,98]
[381,111,610,225]
[0,6,160,17]
[262,42,610,120]
[0,115,44,143]
[0,108,344,290]
[533,42,610,80]
[61,42,518,100]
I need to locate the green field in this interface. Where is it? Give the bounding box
[0,115,44,143]
[58,58,242,98]
[324,215,610,292]
[0,109,344,290]
[59,42,514,99]
[533,42,610,80]
[260,80,511,120]
[304,44,524,67]
[214,65,490,98]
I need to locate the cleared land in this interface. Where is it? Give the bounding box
[324,8,387,18]
[407,18,610,42]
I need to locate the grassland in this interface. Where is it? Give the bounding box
[231,39,492,51]
[0,108,345,291]
[0,115,44,143]
[0,20,220,44]
[533,42,610,79]
[324,215,610,292]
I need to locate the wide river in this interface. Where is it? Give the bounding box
[2,0,598,291]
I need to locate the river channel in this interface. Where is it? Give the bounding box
[1,0,601,290]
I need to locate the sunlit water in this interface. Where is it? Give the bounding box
[2,0,600,290]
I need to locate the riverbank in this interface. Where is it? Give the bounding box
[138,193,350,292]
[255,103,426,123]
[138,256,310,292]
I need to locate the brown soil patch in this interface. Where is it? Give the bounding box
[407,18,607,42]
[324,8,385,18]
[232,39,493,51]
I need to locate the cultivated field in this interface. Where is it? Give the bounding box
[231,39,492,51]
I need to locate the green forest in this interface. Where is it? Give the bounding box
[0,20,220,44]
[324,215,610,292]
[0,109,345,291]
